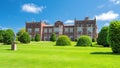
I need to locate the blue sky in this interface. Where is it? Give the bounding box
[0,0,120,33]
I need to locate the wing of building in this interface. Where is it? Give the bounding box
[26,17,98,41]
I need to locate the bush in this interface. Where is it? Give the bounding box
[76,35,92,46]
[0,30,5,43]
[50,33,56,42]
[92,38,96,42]
[56,35,71,46]
[75,38,78,42]
[108,20,120,53]
[19,32,30,43]
[3,29,14,44]
[97,26,109,47]
[31,38,35,41]
[35,34,40,42]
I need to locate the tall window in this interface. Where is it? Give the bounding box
[65,28,68,33]
[54,27,59,33]
[44,28,47,33]
[28,28,32,33]
[35,28,39,33]
[87,27,93,32]
[77,27,83,32]
[49,28,52,33]
[70,28,73,33]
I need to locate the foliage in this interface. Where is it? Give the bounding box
[35,34,40,42]
[50,33,56,42]
[97,26,109,47]
[3,29,14,44]
[31,38,35,41]
[17,28,25,41]
[92,38,96,42]
[76,35,92,46]
[19,32,30,43]
[75,38,78,42]
[108,20,120,53]
[0,30,5,43]
[56,35,71,46]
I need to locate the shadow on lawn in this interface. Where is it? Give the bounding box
[90,52,120,55]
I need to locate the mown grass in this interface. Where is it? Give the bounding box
[0,41,120,68]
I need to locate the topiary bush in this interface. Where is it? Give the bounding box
[76,35,92,46]
[50,33,56,42]
[19,32,30,43]
[56,35,71,46]
[108,20,120,53]
[3,29,14,44]
[97,26,109,47]
[35,34,40,42]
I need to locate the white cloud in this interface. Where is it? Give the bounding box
[104,23,109,26]
[0,26,9,30]
[64,20,74,24]
[110,0,120,4]
[95,11,119,21]
[22,3,45,14]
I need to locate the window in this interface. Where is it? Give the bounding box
[77,27,83,32]
[49,28,52,33]
[35,28,39,33]
[70,28,73,33]
[65,28,68,33]
[87,27,93,32]
[44,28,47,33]
[54,27,59,33]
[28,28,32,33]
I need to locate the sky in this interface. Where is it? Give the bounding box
[0,0,120,33]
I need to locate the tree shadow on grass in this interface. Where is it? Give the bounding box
[90,52,120,55]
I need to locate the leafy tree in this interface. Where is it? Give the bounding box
[108,20,120,53]
[35,34,40,42]
[0,30,5,43]
[17,28,25,41]
[97,26,109,47]
[19,32,30,43]
[50,33,56,42]
[3,29,14,44]
[56,35,71,46]
[76,35,92,46]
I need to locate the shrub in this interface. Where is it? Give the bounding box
[35,34,40,42]
[3,29,14,44]
[97,26,109,47]
[75,38,78,42]
[92,38,96,42]
[108,20,120,53]
[19,32,30,43]
[56,35,71,46]
[0,30,5,43]
[50,33,56,42]
[17,28,25,41]
[76,35,92,46]
[31,38,35,41]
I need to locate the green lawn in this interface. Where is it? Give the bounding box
[0,41,120,68]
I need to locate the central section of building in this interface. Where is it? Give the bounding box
[26,17,98,41]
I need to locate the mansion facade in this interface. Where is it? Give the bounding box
[26,17,98,41]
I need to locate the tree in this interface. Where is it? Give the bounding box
[50,33,56,42]
[35,34,40,42]
[97,26,109,47]
[17,28,25,41]
[19,32,30,43]
[56,35,71,46]
[0,30,5,43]
[3,29,14,44]
[76,35,92,46]
[108,20,120,53]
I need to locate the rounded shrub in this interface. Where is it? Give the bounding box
[92,38,96,42]
[56,35,71,46]
[97,26,109,47]
[19,32,30,43]
[3,29,14,44]
[35,34,40,42]
[108,20,120,53]
[50,33,56,42]
[76,35,92,46]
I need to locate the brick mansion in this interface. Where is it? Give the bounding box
[26,17,98,41]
